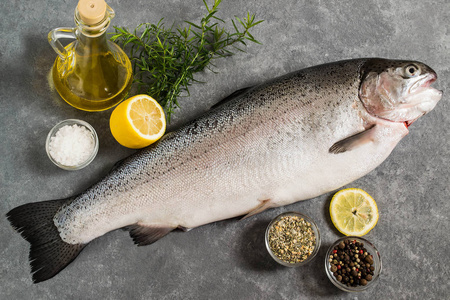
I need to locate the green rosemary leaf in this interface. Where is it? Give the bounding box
[110,34,122,41]
[185,21,202,30]
[202,0,211,12]
[231,19,240,34]
[123,36,137,47]
[116,27,128,34]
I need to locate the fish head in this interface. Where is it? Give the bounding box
[359,58,443,126]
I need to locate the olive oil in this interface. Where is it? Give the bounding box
[52,39,132,111]
[49,0,132,111]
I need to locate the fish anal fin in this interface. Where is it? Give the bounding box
[329,125,377,154]
[242,199,272,220]
[126,224,175,246]
[6,198,86,283]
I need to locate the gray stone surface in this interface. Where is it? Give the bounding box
[1,0,449,299]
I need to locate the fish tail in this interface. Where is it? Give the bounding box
[6,198,86,283]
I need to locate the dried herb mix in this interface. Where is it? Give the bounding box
[268,215,316,264]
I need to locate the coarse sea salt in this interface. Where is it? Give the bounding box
[49,124,95,167]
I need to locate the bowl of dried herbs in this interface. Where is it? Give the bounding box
[265,212,320,267]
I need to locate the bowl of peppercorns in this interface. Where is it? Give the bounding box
[325,236,382,292]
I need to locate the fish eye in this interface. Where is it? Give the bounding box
[404,64,420,77]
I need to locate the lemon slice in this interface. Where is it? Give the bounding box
[110,94,166,149]
[330,188,379,236]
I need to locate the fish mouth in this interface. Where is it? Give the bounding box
[403,72,442,128]
[409,72,437,93]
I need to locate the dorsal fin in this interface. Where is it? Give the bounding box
[211,86,254,109]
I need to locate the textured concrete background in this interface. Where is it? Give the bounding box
[1,0,449,299]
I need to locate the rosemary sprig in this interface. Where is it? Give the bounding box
[110,0,263,122]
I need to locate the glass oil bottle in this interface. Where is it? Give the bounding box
[49,0,132,111]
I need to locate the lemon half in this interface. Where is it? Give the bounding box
[330,188,379,236]
[110,94,166,149]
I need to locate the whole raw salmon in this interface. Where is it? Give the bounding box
[7,58,442,282]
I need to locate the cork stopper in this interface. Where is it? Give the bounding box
[77,0,107,25]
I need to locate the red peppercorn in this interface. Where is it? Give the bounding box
[359,249,363,254]
[356,268,359,272]
[337,265,341,269]
[333,250,337,254]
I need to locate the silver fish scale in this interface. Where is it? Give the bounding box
[54,59,403,244]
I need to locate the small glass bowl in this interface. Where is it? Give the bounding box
[45,119,99,170]
[265,211,321,267]
[325,236,382,292]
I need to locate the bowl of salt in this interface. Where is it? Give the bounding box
[46,119,99,170]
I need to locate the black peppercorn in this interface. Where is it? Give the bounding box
[365,255,374,264]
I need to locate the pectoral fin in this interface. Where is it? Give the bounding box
[241,199,272,220]
[329,125,376,154]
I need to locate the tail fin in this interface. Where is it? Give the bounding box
[6,198,86,283]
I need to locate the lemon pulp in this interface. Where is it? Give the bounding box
[329,188,379,236]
